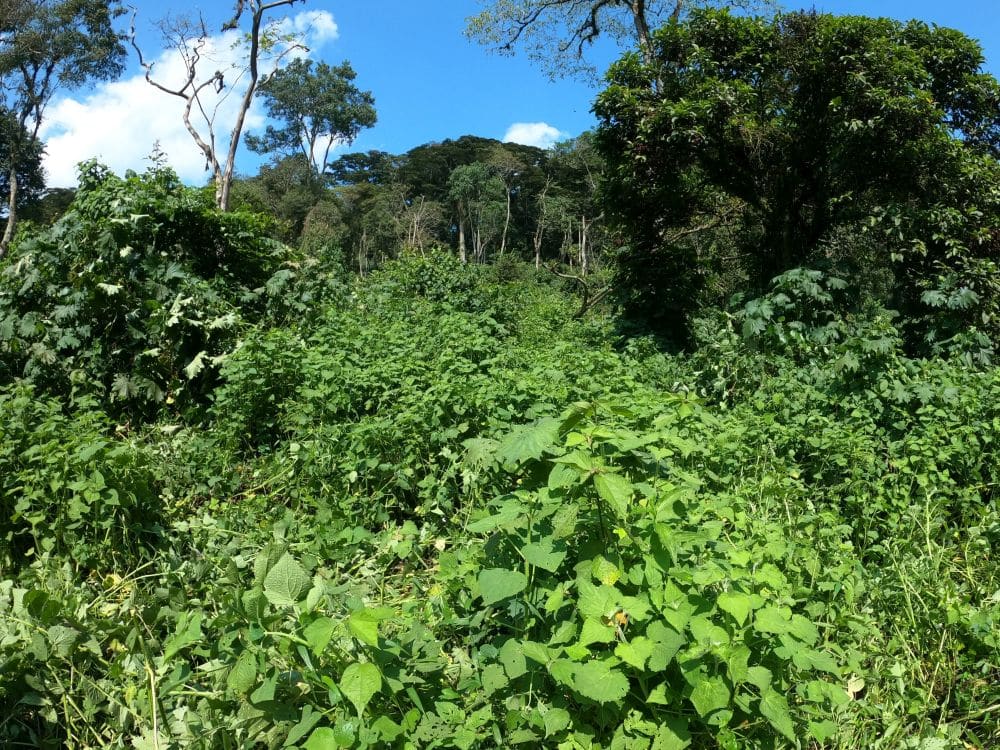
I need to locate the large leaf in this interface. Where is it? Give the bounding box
[716,590,753,627]
[263,553,309,607]
[304,617,336,656]
[497,417,560,465]
[594,471,632,520]
[478,568,528,606]
[689,676,730,718]
[572,660,630,703]
[340,662,381,716]
[521,539,566,573]
[760,689,796,741]
[227,650,257,694]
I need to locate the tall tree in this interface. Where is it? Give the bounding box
[132,0,303,211]
[448,162,506,263]
[465,0,770,81]
[0,0,127,255]
[247,59,377,180]
[595,9,1000,342]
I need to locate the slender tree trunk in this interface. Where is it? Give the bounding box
[580,215,589,277]
[500,187,512,257]
[0,167,18,257]
[458,217,467,263]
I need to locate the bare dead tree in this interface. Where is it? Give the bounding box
[130,0,303,211]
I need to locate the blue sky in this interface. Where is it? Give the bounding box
[39,0,1000,187]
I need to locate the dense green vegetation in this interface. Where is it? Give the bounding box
[3,3,1000,749]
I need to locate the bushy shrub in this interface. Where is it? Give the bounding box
[0,162,290,418]
[0,384,162,571]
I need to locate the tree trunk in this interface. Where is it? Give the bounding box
[458,218,467,263]
[0,167,18,257]
[499,186,512,257]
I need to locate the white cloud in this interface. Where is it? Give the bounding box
[503,122,567,150]
[39,10,339,187]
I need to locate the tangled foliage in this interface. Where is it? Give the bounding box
[0,162,290,418]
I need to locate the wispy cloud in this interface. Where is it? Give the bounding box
[503,122,567,150]
[39,10,339,187]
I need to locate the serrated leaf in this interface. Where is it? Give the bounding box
[716,591,753,626]
[163,611,202,661]
[499,638,526,679]
[576,578,619,619]
[497,417,560,465]
[573,660,629,703]
[46,625,79,658]
[754,605,792,635]
[478,568,527,606]
[579,617,617,647]
[760,689,796,741]
[652,717,691,750]
[689,677,730,718]
[594,472,632,520]
[615,636,654,670]
[591,556,621,585]
[227,650,257,694]
[647,621,686,671]
[522,539,566,573]
[340,662,381,716]
[543,707,571,737]
[481,663,508,696]
[263,553,309,607]
[183,350,208,380]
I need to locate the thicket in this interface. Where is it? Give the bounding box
[2,7,1000,750]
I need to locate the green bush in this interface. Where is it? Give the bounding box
[0,384,162,572]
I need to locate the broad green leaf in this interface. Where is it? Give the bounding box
[576,578,619,619]
[481,663,508,696]
[716,591,753,627]
[572,660,630,703]
[304,616,336,656]
[478,568,527,606]
[591,556,621,585]
[543,707,571,737]
[285,706,322,746]
[304,727,339,750]
[46,625,79,658]
[647,621,686,671]
[263,553,309,607]
[497,418,560,465]
[522,640,554,664]
[522,539,566,573]
[346,610,380,647]
[746,666,773,691]
[652,717,692,750]
[227,650,257,694]
[594,472,632,520]
[808,719,839,743]
[615,636,654,670]
[499,638,527,679]
[754,605,792,635]
[689,677,730,718]
[789,614,820,644]
[163,611,202,661]
[340,662,381,716]
[579,617,617,647]
[760,689,796,741]
[250,672,277,704]
[183,351,208,380]
[371,715,403,741]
